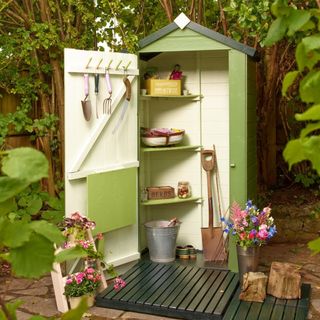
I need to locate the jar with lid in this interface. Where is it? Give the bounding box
[177,181,191,199]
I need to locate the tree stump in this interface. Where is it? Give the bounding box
[267,262,301,299]
[239,272,268,302]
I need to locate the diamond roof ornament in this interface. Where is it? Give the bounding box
[174,13,191,30]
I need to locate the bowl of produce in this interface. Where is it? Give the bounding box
[141,128,185,147]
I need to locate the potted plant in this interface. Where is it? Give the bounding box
[223,200,277,282]
[64,267,102,308]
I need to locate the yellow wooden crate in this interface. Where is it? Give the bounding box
[145,79,181,96]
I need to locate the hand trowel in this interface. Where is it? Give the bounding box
[81,74,92,121]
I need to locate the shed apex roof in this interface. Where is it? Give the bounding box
[139,13,258,59]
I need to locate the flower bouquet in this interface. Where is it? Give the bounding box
[223,200,277,248]
[223,200,277,283]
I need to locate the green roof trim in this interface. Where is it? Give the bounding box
[139,20,259,60]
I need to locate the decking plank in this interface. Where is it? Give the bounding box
[195,271,228,313]
[236,301,252,319]
[246,302,263,319]
[295,283,311,320]
[136,264,180,304]
[106,262,160,300]
[214,273,239,316]
[186,270,220,312]
[163,268,205,308]
[144,265,187,305]
[205,272,235,314]
[175,269,213,310]
[119,263,166,301]
[270,298,285,320]
[258,295,276,320]
[125,263,172,302]
[153,265,194,307]
[283,299,297,320]
[222,287,242,320]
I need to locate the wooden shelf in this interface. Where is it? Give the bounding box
[141,196,201,206]
[140,94,201,101]
[141,145,201,152]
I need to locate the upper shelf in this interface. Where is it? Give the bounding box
[141,145,201,152]
[140,94,202,101]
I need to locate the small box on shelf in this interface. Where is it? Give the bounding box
[147,186,175,200]
[145,79,181,96]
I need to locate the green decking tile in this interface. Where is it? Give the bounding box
[95,261,311,320]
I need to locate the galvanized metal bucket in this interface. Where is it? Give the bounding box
[236,245,260,284]
[144,220,180,263]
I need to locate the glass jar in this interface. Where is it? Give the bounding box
[141,188,148,202]
[177,181,191,199]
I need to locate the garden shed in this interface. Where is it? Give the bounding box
[64,13,258,274]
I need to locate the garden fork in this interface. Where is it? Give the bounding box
[103,68,112,115]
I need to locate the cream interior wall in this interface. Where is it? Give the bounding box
[139,50,229,250]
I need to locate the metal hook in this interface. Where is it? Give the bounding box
[96,58,103,69]
[116,60,123,70]
[85,57,92,69]
[106,59,113,70]
[123,61,132,71]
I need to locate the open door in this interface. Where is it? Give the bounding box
[64,49,139,266]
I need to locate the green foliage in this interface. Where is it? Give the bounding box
[0,148,64,278]
[265,0,320,254]
[294,171,320,188]
[224,0,271,45]
[265,1,320,175]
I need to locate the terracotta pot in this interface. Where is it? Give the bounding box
[68,293,95,309]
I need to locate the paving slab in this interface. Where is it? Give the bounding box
[13,286,48,296]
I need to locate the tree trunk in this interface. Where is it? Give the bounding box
[257,45,279,188]
[240,272,268,302]
[267,262,301,299]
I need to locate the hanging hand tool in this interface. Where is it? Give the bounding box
[103,69,112,115]
[112,76,131,134]
[94,73,100,119]
[81,74,92,121]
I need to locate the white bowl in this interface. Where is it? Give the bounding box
[141,132,184,147]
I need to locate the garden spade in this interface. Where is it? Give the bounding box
[201,148,227,261]
[81,73,92,121]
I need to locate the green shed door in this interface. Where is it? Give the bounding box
[87,167,137,234]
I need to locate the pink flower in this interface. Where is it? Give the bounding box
[87,274,94,280]
[86,267,95,274]
[257,229,268,240]
[113,277,126,291]
[71,212,83,221]
[66,278,73,284]
[239,232,246,240]
[259,224,267,230]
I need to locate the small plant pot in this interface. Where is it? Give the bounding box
[68,293,95,309]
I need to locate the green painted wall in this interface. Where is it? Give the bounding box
[139,29,230,53]
[228,51,257,271]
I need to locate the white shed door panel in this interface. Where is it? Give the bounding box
[64,48,139,266]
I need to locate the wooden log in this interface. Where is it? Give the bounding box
[267,261,301,299]
[239,272,268,302]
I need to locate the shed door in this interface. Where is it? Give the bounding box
[64,49,140,266]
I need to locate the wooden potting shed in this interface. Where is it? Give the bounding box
[64,12,257,272]
[61,14,311,319]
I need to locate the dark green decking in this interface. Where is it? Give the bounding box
[96,261,310,320]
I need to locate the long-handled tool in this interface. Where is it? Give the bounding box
[112,76,131,134]
[103,69,112,115]
[81,74,92,121]
[201,147,227,261]
[94,73,99,118]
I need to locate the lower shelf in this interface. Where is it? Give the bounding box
[141,196,201,206]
